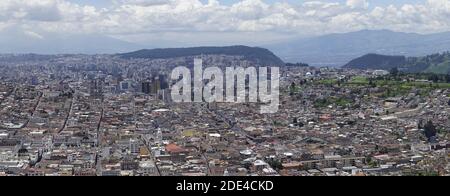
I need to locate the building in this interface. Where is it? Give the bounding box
[129,139,140,154]
[373,70,390,76]
[151,77,161,94]
[120,80,132,91]
[141,81,151,94]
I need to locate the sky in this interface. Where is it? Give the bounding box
[69,0,425,8]
[1,0,449,47]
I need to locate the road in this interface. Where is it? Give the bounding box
[95,107,104,176]
[23,91,44,129]
[58,91,75,134]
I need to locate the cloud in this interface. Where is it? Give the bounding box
[118,0,171,6]
[1,0,450,44]
[0,0,64,22]
[346,0,369,9]
[24,30,44,39]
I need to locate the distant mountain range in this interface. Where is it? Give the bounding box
[344,52,450,74]
[267,30,450,67]
[118,46,285,66]
[0,29,142,54]
[4,29,450,68]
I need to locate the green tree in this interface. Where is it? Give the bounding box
[289,82,296,96]
[390,68,399,77]
[424,120,437,141]
[428,74,439,83]
[267,159,283,170]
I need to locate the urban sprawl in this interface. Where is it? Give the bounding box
[0,54,449,176]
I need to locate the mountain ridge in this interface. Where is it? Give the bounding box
[266,30,450,66]
[343,52,450,74]
[118,45,285,66]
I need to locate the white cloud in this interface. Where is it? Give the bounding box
[24,30,44,39]
[1,0,450,44]
[346,0,369,9]
[0,0,65,22]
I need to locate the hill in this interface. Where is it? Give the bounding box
[118,46,285,66]
[266,30,450,66]
[344,54,406,70]
[344,52,450,74]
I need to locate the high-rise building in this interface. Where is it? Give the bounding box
[89,79,103,97]
[151,77,161,95]
[141,81,151,94]
[158,74,169,90]
[120,81,131,91]
[129,139,140,154]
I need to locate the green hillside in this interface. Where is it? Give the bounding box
[345,52,450,74]
[118,45,285,66]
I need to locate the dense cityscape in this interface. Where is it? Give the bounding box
[0,53,449,176]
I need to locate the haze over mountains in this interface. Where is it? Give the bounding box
[267,30,450,67]
[3,29,450,68]
[0,29,142,54]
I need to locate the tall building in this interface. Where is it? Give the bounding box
[141,81,151,94]
[158,74,169,90]
[151,77,161,95]
[89,79,103,97]
[129,139,140,154]
[120,80,132,91]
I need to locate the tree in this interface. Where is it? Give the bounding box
[289,82,296,96]
[369,79,376,88]
[390,68,399,77]
[424,120,437,141]
[267,159,283,170]
[428,74,439,83]
[386,88,392,97]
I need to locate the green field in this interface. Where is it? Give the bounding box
[348,76,369,85]
[425,61,450,74]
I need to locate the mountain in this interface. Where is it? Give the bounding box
[0,29,142,54]
[118,46,285,66]
[344,52,450,74]
[344,54,406,70]
[266,30,450,67]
